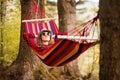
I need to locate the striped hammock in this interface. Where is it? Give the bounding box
[22,16,99,66]
[23,20,59,44]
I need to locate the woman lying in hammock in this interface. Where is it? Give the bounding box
[23,27,91,54]
[23,28,55,53]
[23,27,99,66]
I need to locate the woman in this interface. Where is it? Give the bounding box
[23,28,54,53]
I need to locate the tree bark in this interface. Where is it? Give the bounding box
[99,0,120,80]
[0,0,41,80]
[57,0,81,79]
[58,0,76,32]
[0,0,6,70]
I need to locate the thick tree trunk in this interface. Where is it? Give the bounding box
[57,0,81,79]
[99,0,120,80]
[58,0,76,32]
[0,0,41,80]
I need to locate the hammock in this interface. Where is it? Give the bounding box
[22,1,99,66]
[22,16,99,66]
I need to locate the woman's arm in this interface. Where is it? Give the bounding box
[23,33,45,53]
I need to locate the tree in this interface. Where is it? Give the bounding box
[57,0,81,79]
[0,0,41,80]
[99,0,120,80]
[58,0,76,32]
[0,0,6,69]
[0,0,87,80]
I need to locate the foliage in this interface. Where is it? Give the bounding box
[0,0,21,67]
[45,0,58,18]
[3,20,20,67]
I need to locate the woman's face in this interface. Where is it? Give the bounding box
[41,32,51,41]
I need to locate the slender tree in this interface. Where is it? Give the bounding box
[99,0,120,80]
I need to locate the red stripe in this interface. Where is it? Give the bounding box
[34,39,61,56]
[24,22,28,33]
[81,42,95,53]
[34,22,39,44]
[29,22,34,43]
[61,42,95,66]
[51,42,77,66]
[44,22,49,30]
[45,40,70,64]
[52,20,59,33]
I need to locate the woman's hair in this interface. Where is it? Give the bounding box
[37,29,54,46]
[38,30,52,41]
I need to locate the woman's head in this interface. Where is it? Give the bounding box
[38,28,52,43]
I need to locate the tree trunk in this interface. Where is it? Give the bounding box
[58,0,76,32]
[0,0,6,70]
[57,0,81,79]
[99,0,120,80]
[0,0,41,80]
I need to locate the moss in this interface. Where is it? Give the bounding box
[34,65,57,80]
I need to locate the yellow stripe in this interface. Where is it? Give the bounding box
[55,43,80,66]
[36,40,63,59]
